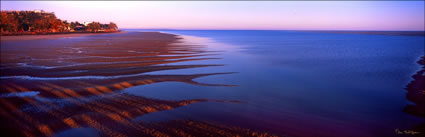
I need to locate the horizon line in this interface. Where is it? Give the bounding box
[120,28,425,32]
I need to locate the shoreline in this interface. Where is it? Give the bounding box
[0,31,126,41]
[0,31,264,137]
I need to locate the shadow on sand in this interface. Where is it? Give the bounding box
[0,32,276,137]
[404,56,425,136]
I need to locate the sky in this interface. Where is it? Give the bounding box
[1,1,424,31]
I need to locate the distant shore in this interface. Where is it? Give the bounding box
[304,30,425,36]
[1,31,124,41]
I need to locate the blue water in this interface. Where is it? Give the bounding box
[123,30,424,137]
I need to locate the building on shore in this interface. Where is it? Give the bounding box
[83,21,92,26]
[0,10,118,35]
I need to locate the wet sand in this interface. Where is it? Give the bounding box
[0,31,125,41]
[405,56,425,117]
[404,56,425,137]
[0,32,275,136]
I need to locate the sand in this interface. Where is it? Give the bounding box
[404,56,425,117]
[0,32,274,137]
[0,31,125,41]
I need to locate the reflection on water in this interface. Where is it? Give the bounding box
[0,32,276,137]
[2,30,425,137]
[130,30,425,137]
[55,128,99,137]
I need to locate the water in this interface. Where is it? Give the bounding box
[124,30,424,137]
[55,128,99,137]
[1,30,423,137]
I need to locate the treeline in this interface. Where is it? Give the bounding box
[0,10,119,35]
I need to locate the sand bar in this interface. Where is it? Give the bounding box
[0,31,268,137]
[1,31,125,41]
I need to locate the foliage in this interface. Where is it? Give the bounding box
[0,10,118,33]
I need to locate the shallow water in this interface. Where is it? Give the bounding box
[1,30,424,137]
[125,30,425,137]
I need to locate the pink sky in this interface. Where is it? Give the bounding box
[1,1,424,31]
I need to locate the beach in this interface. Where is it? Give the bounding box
[0,31,125,41]
[1,30,424,137]
[1,1,424,136]
[0,32,274,137]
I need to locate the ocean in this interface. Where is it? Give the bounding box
[123,29,425,137]
[1,30,424,137]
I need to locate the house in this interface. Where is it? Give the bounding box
[74,25,86,31]
[33,9,43,13]
[83,21,92,26]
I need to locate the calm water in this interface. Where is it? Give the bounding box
[123,30,424,137]
[3,30,422,137]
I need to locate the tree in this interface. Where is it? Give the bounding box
[87,22,101,32]
[0,12,18,32]
[0,10,118,34]
[62,20,70,31]
[108,22,118,31]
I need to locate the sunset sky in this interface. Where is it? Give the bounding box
[1,1,424,31]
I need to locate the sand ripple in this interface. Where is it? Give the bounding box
[0,32,277,137]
